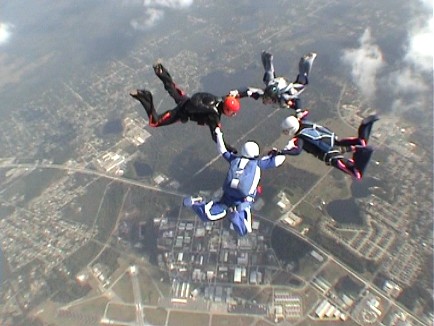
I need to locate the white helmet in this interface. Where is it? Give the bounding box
[281,116,300,138]
[241,141,260,158]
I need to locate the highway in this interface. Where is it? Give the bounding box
[0,162,187,198]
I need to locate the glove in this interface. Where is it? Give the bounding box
[286,100,295,108]
[296,109,309,119]
[250,93,260,100]
[267,147,279,156]
[246,88,262,100]
[226,144,238,154]
[285,139,296,151]
[228,90,239,98]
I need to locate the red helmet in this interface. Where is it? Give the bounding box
[223,96,240,116]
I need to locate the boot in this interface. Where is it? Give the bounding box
[261,51,274,73]
[153,62,172,80]
[262,51,275,85]
[358,115,379,143]
[353,146,374,176]
[183,196,203,207]
[296,52,317,85]
[130,89,156,121]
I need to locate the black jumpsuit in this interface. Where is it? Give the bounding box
[131,64,237,153]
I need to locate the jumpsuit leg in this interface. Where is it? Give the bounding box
[295,52,317,85]
[153,63,188,105]
[353,146,374,176]
[329,146,374,180]
[228,205,252,236]
[292,98,302,111]
[336,115,379,150]
[261,51,275,85]
[330,155,362,180]
[335,137,364,151]
[190,200,228,223]
[358,115,379,144]
[130,89,182,127]
[326,115,378,179]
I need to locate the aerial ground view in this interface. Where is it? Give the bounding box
[0,0,432,325]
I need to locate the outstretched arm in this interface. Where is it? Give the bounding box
[281,138,304,155]
[228,88,264,100]
[210,122,238,154]
[257,152,286,169]
[214,127,236,161]
[269,138,304,156]
[214,126,227,155]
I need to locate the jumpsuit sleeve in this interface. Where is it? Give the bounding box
[209,119,238,154]
[280,138,304,155]
[229,87,264,100]
[213,125,238,158]
[208,121,220,143]
[215,127,227,155]
[257,154,286,169]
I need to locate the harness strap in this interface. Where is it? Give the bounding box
[230,158,249,189]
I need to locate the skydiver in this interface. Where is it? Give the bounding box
[130,63,241,153]
[183,127,285,236]
[269,114,379,180]
[229,51,317,119]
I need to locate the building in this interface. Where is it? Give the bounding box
[315,299,346,320]
[383,280,403,298]
[310,250,324,263]
[95,151,126,175]
[282,212,302,227]
[275,191,291,212]
[234,267,242,283]
[122,117,151,146]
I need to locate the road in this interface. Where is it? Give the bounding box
[0,162,187,198]
[193,108,280,177]
[130,266,146,326]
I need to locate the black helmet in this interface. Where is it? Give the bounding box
[264,84,279,100]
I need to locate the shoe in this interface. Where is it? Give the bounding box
[243,211,253,233]
[153,62,164,76]
[183,196,203,207]
[296,109,309,119]
[130,90,157,124]
[130,89,152,102]
[130,89,153,107]
[297,52,317,84]
[353,146,373,175]
[261,51,274,72]
[129,89,140,100]
[358,115,379,143]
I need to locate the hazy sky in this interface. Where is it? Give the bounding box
[0,1,197,90]
[341,0,433,113]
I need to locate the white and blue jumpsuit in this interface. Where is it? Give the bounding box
[231,51,316,117]
[185,132,285,236]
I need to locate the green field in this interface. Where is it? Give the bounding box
[106,302,136,322]
[211,314,255,326]
[168,311,210,326]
